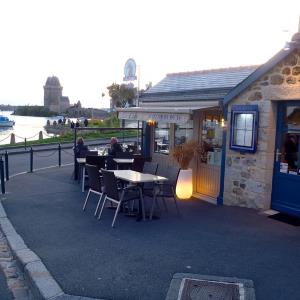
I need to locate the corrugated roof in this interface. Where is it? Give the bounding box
[145,65,259,94]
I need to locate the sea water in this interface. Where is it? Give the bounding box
[0,111,63,145]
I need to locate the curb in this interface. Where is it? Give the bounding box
[0,202,103,300]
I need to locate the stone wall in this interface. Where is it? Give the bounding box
[223,48,300,210]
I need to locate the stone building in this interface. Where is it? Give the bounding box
[44,76,70,113]
[118,25,300,218]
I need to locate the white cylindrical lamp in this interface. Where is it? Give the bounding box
[176,168,193,199]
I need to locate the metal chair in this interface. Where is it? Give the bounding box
[82,164,104,216]
[131,156,145,172]
[98,169,144,227]
[142,161,158,174]
[86,155,106,170]
[149,165,181,220]
[116,151,133,159]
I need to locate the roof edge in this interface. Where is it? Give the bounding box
[166,65,260,77]
[224,44,299,105]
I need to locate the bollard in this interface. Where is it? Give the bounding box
[25,138,27,150]
[30,147,33,173]
[39,131,43,140]
[58,144,61,167]
[10,133,15,145]
[0,156,5,194]
[4,151,9,181]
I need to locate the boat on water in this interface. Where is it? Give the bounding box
[0,115,15,127]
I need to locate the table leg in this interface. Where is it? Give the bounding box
[138,186,145,221]
[82,166,85,192]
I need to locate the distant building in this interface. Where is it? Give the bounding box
[44,76,70,113]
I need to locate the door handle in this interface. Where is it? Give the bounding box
[276,149,281,162]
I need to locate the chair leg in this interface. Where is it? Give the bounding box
[172,187,180,216]
[94,193,103,216]
[82,189,91,211]
[98,195,107,220]
[138,187,145,221]
[149,194,156,220]
[150,196,161,220]
[111,201,122,227]
[162,197,168,212]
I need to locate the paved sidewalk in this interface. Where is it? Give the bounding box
[0,165,300,300]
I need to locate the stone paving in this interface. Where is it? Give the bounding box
[0,230,32,300]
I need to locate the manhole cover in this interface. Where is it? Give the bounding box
[179,279,240,300]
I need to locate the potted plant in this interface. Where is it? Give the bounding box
[171,140,201,199]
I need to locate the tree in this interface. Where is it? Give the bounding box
[107,83,137,108]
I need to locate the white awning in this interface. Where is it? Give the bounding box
[117,104,218,124]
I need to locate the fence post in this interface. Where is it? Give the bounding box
[30,147,33,173]
[5,151,9,181]
[58,144,61,167]
[74,128,78,180]
[25,138,27,150]
[0,156,5,194]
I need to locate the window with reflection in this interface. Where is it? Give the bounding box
[175,121,193,145]
[154,123,170,154]
[230,105,259,153]
[200,112,223,165]
[279,105,300,174]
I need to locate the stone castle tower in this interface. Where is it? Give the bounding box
[44,76,70,113]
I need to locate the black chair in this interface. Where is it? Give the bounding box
[98,169,144,227]
[106,156,117,170]
[83,164,104,216]
[116,152,133,159]
[86,150,98,156]
[86,155,106,170]
[149,165,181,220]
[131,156,145,172]
[140,162,159,195]
[142,161,158,174]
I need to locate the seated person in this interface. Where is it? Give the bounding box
[74,137,88,180]
[75,137,88,158]
[108,137,123,157]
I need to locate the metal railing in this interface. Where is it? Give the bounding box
[0,127,144,194]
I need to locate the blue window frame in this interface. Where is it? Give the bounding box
[230,105,259,153]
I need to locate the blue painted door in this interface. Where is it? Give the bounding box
[271,102,300,217]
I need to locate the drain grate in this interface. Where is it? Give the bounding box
[179,279,240,300]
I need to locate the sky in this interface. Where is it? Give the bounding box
[0,0,299,109]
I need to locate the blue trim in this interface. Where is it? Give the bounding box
[224,45,299,105]
[217,106,228,206]
[229,105,259,153]
[142,122,151,158]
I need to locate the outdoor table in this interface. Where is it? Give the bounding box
[111,170,168,220]
[113,158,134,170]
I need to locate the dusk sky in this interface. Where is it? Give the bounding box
[0,0,299,108]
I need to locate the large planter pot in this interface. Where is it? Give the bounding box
[176,168,193,200]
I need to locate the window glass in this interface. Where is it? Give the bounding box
[175,120,193,145]
[154,123,170,154]
[201,113,223,165]
[232,113,254,147]
[285,106,300,128]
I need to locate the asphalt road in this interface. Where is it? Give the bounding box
[2,166,300,300]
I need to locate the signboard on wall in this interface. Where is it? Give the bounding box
[118,110,191,124]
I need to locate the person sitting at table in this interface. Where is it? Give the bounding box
[75,137,89,158]
[108,137,122,157]
[74,137,89,180]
